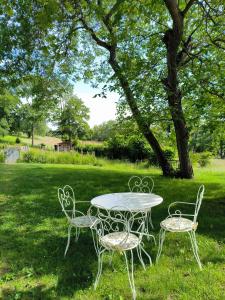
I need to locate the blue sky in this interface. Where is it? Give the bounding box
[73,81,118,128]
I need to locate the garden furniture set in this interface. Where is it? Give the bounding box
[58,176,205,300]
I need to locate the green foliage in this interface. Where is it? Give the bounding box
[91,120,117,141]
[15,137,21,144]
[198,152,212,168]
[56,95,90,142]
[191,152,212,168]
[75,142,107,157]
[0,151,5,162]
[106,134,175,164]
[0,90,19,136]
[19,148,99,166]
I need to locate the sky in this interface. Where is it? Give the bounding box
[73,81,118,128]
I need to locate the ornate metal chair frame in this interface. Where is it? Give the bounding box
[128,176,155,230]
[156,185,205,269]
[58,185,98,256]
[89,205,155,300]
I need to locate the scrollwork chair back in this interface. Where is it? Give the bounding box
[128,176,154,193]
[91,206,135,246]
[58,185,76,221]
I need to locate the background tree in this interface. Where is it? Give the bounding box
[14,75,72,146]
[56,95,90,144]
[91,120,117,141]
[0,90,19,136]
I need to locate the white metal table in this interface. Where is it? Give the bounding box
[91,192,163,212]
[91,192,163,233]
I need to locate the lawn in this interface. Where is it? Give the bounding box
[0,163,224,299]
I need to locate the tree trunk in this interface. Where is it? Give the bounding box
[163,24,193,178]
[109,55,175,177]
[31,123,34,147]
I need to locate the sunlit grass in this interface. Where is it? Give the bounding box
[0,163,224,299]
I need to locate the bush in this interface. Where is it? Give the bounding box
[15,137,21,144]
[0,151,5,163]
[19,148,99,166]
[75,143,107,157]
[198,152,212,167]
[147,148,175,166]
[191,151,212,167]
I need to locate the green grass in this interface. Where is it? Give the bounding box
[0,163,224,299]
[19,148,100,166]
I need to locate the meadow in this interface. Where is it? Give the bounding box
[0,162,224,299]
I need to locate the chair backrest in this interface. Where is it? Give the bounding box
[58,185,76,220]
[128,176,154,193]
[194,185,205,223]
[91,205,144,238]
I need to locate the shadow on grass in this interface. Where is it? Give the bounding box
[0,164,224,299]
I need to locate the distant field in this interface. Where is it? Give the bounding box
[0,136,104,148]
[0,135,62,148]
[22,136,62,147]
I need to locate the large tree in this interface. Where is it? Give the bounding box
[2,0,225,177]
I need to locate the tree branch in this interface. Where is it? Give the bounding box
[105,0,125,21]
[79,17,112,51]
[164,0,183,31]
[182,0,196,16]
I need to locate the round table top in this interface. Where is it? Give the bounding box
[91,192,163,212]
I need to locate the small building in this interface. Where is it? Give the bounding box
[54,141,73,152]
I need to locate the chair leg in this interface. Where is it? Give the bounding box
[156,228,166,263]
[148,209,154,229]
[137,246,146,270]
[188,231,202,270]
[109,251,114,266]
[94,251,104,290]
[64,225,72,257]
[145,210,154,241]
[75,227,80,242]
[140,244,152,266]
[124,250,136,300]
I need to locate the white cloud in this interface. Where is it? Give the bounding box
[73,82,118,127]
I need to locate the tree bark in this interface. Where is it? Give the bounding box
[31,123,34,147]
[162,2,194,178]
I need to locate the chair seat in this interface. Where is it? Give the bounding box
[70,215,98,228]
[160,217,197,232]
[100,232,140,251]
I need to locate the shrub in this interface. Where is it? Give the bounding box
[0,151,5,163]
[147,148,175,166]
[191,151,212,167]
[15,137,21,144]
[75,142,107,157]
[19,148,99,166]
[197,152,212,167]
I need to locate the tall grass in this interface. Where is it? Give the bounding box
[19,148,101,166]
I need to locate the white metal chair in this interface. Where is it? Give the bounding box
[89,206,155,300]
[128,176,155,229]
[156,185,205,269]
[58,185,98,256]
